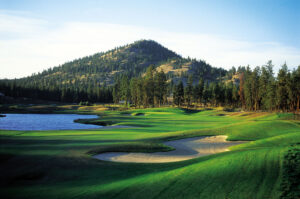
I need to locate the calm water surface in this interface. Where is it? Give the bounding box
[0,114,101,131]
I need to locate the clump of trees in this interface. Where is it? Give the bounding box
[0,80,113,103]
[172,76,240,108]
[239,61,300,112]
[113,61,300,112]
[1,57,299,113]
[112,66,168,107]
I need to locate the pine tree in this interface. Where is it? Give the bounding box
[239,72,246,109]
[185,75,193,107]
[259,61,274,110]
[173,81,184,107]
[144,66,155,107]
[195,78,204,104]
[154,70,167,107]
[136,78,144,108]
[203,82,211,107]
[251,67,260,111]
[232,83,239,107]
[225,82,233,107]
[286,72,295,111]
[120,75,130,105]
[243,67,254,110]
[112,79,121,104]
[265,81,276,111]
[295,66,300,112]
[130,78,138,107]
[276,64,289,111]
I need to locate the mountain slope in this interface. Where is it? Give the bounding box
[31,40,180,86]
[0,40,227,103]
[154,58,226,85]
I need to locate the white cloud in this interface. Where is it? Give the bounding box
[0,12,300,79]
[0,11,47,37]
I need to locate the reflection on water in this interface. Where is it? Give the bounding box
[0,114,101,131]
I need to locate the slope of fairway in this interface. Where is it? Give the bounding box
[0,107,299,199]
[92,132,300,199]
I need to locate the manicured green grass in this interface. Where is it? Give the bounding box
[0,107,299,198]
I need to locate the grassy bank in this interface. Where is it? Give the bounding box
[0,107,299,198]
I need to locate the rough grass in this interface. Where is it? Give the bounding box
[279,143,300,199]
[0,107,299,199]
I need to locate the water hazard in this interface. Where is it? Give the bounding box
[0,114,101,131]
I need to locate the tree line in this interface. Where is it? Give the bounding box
[1,59,299,112]
[112,61,300,112]
[0,80,113,103]
[239,61,300,112]
[112,65,169,107]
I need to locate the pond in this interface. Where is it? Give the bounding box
[0,114,101,131]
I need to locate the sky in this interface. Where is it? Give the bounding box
[0,0,300,79]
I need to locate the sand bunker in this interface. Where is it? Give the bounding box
[93,135,246,163]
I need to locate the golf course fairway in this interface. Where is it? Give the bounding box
[0,107,299,199]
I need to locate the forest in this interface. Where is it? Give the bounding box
[1,60,299,113]
[112,61,300,112]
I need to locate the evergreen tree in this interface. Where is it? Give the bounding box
[265,82,276,111]
[113,78,121,104]
[144,66,155,107]
[185,75,193,106]
[259,61,274,110]
[154,70,167,107]
[203,82,211,107]
[243,66,254,110]
[294,66,300,112]
[225,82,233,106]
[120,75,130,105]
[173,81,184,107]
[232,83,239,107]
[276,64,289,111]
[195,78,204,104]
[130,78,138,107]
[136,78,144,108]
[239,72,246,109]
[286,72,294,111]
[251,67,260,111]
[61,87,67,102]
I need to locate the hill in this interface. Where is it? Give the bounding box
[31,40,181,86]
[0,40,227,103]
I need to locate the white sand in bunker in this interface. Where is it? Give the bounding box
[93,135,246,163]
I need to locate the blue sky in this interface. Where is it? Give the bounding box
[0,0,300,78]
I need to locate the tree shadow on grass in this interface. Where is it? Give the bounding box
[180,108,202,115]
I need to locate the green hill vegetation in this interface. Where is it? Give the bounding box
[0,40,225,103]
[111,60,300,112]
